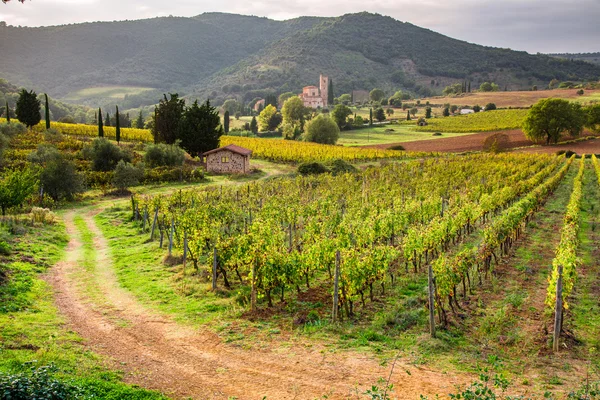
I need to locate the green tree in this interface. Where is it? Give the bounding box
[406,110,411,121]
[386,108,394,116]
[388,90,403,107]
[264,93,277,108]
[153,93,185,144]
[135,110,144,129]
[222,99,239,115]
[105,111,111,127]
[278,92,296,107]
[98,108,104,137]
[281,96,309,131]
[250,116,258,134]
[331,104,352,129]
[585,104,600,132]
[410,107,418,116]
[473,105,481,112]
[425,107,432,118]
[112,160,142,192]
[485,103,497,111]
[82,137,131,171]
[44,93,50,130]
[523,98,586,144]
[328,78,334,105]
[224,110,230,133]
[479,82,499,92]
[337,94,352,105]
[41,155,84,201]
[369,108,373,126]
[304,114,339,145]
[15,89,41,128]
[258,104,278,131]
[443,107,450,117]
[0,167,38,215]
[374,107,386,122]
[4,101,10,123]
[369,88,385,102]
[115,106,121,143]
[177,100,223,156]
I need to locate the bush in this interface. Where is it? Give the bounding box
[0,240,10,255]
[0,364,81,400]
[483,132,510,153]
[297,162,329,176]
[142,165,204,184]
[112,161,143,191]
[388,145,405,150]
[326,159,357,175]
[41,155,85,201]
[303,114,340,145]
[0,121,27,138]
[29,207,58,225]
[143,142,186,168]
[82,138,131,171]
[485,103,497,111]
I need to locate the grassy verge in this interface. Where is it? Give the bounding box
[0,217,166,399]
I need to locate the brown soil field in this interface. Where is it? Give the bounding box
[367,130,600,154]
[421,89,600,108]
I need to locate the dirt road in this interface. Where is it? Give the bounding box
[45,209,468,399]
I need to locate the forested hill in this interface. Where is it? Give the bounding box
[550,53,600,66]
[1,12,599,107]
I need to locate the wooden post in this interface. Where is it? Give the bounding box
[168,219,174,256]
[131,195,135,220]
[150,207,159,240]
[212,247,218,291]
[332,250,341,322]
[159,230,164,248]
[142,208,148,232]
[183,232,188,262]
[553,265,563,353]
[428,264,436,338]
[251,262,257,311]
[440,197,444,218]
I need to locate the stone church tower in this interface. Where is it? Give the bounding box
[319,74,329,106]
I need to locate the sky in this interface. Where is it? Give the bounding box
[0,0,598,54]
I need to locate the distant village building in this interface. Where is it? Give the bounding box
[351,90,370,104]
[299,74,329,109]
[203,144,252,174]
[460,109,475,115]
[253,99,265,112]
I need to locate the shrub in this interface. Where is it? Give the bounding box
[297,162,329,176]
[0,240,10,255]
[483,132,510,153]
[432,132,443,136]
[388,145,405,150]
[112,160,143,191]
[82,138,131,171]
[143,142,186,168]
[577,89,585,95]
[29,207,58,225]
[326,159,357,175]
[303,114,340,145]
[0,121,27,138]
[0,364,81,400]
[485,103,497,111]
[41,155,85,201]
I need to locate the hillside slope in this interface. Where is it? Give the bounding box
[1,12,599,107]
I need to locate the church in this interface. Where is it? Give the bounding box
[298,75,329,109]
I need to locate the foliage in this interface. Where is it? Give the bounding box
[485,103,497,111]
[331,104,353,129]
[0,121,27,138]
[479,82,500,92]
[82,138,132,172]
[152,93,185,144]
[0,167,38,215]
[177,100,223,157]
[303,114,340,145]
[15,89,41,128]
[282,97,309,131]
[425,107,432,118]
[250,116,258,134]
[374,108,386,122]
[258,105,281,131]
[40,153,84,202]
[325,158,357,175]
[0,364,82,400]
[297,162,329,175]
[369,88,385,102]
[223,110,230,133]
[143,142,186,168]
[483,133,510,153]
[523,99,586,144]
[473,105,482,113]
[112,160,143,191]
[278,92,296,106]
[115,106,121,143]
[98,108,104,137]
[222,99,240,115]
[586,104,600,132]
[417,109,528,133]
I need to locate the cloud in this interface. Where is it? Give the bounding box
[1,0,598,53]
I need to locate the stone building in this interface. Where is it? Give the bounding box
[299,74,329,109]
[203,144,252,174]
[253,99,265,112]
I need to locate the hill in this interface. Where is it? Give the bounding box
[550,53,600,66]
[1,12,599,108]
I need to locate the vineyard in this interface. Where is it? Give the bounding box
[414,109,528,133]
[130,153,569,320]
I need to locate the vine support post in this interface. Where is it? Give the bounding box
[142,208,148,232]
[168,219,174,256]
[553,264,564,353]
[428,264,436,338]
[150,207,159,240]
[212,247,218,291]
[332,250,341,323]
[130,195,135,220]
[251,262,257,312]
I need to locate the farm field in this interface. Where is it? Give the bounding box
[336,124,472,146]
[421,88,600,108]
[63,85,156,101]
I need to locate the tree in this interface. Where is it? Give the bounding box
[374,107,386,122]
[250,116,258,134]
[44,93,50,130]
[523,98,586,144]
[473,105,481,113]
[82,138,131,171]
[153,93,185,144]
[105,112,111,127]
[278,92,296,107]
[585,104,600,133]
[224,110,230,133]
[425,107,432,118]
[112,160,142,192]
[479,82,499,92]
[98,108,104,137]
[410,107,418,116]
[281,97,309,131]
[15,89,41,128]
[450,105,458,114]
[386,108,394,116]
[115,106,121,143]
[4,101,10,123]
[331,104,352,129]
[443,107,450,117]
[484,103,497,111]
[337,94,352,105]
[222,99,239,115]
[406,110,411,121]
[135,110,144,129]
[369,88,385,102]
[40,155,84,202]
[328,78,334,105]
[369,108,373,126]
[0,168,38,215]
[265,94,277,109]
[304,114,339,145]
[258,104,279,131]
[177,100,223,157]
[388,91,403,107]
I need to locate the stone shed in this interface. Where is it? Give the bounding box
[203,144,252,174]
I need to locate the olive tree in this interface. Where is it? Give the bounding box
[303,114,339,145]
[523,98,585,144]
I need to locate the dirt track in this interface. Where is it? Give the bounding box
[46,209,468,400]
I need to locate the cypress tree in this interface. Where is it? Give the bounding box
[44,93,51,130]
[224,110,230,133]
[136,110,144,129]
[369,108,373,126]
[406,110,411,121]
[327,79,334,105]
[5,101,9,123]
[98,108,104,137]
[115,106,121,143]
[250,116,258,134]
[468,81,471,93]
[105,112,110,127]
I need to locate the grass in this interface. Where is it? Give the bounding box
[336,124,472,146]
[0,218,166,399]
[64,86,155,101]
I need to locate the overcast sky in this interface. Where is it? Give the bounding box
[1,0,598,54]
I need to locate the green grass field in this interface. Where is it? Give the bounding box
[64,86,156,101]
[337,124,471,146]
